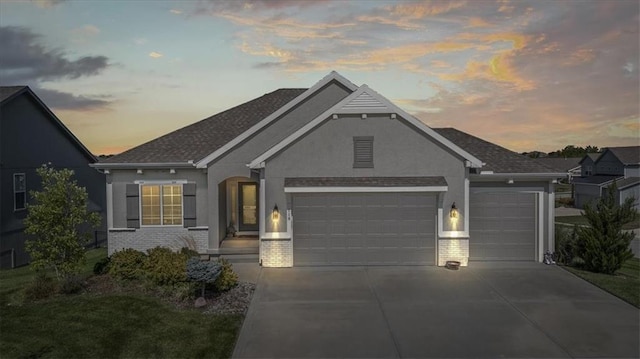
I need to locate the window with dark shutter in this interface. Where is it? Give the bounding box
[353,136,374,168]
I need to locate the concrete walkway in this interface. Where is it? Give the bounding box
[233,264,639,358]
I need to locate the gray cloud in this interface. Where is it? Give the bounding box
[0,26,111,111]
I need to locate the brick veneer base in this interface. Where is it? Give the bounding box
[108,227,208,255]
[438,239,469,266]
[260,239,293,267]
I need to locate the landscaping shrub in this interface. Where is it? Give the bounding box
[187,258,222,297]
[180,247,200,259]
[214,258,238,292]
[143,247,189,285]
[576,183,638,274]
[109,249,147,280]
[59,275,85,294]
[24,273,58,301]
[555,224,580,265]
[93,256,111,275]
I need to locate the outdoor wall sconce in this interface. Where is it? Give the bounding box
[449,202,458,219]
[272,204,280,221]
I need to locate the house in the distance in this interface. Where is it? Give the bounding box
[0,86,106,268]
[94,72,564,267]
[573,147,640,210]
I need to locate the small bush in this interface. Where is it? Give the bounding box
[172,282,197,301]
[214,258,238,292]
[60,275,85,294]
[180,247,200,259]
[187,258,222,297]
[24,274,58,301]
[144,247,188,286]
[109,249,147,280]
[555,224,580,265]
[93,256,111,275]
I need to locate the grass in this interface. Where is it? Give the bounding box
[0,248,243,358]
[562,257,640,308]
[555,215,640,230]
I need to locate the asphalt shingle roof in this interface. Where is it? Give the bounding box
[284,177,447,187]
[433,128,561,173]
[534,157,582,172]
[0,86,27,103]
[606,146,640,165]
[103,88,307,163]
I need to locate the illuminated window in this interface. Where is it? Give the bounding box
[353,136,374,168]
[141,184,182,226]
[14,173,26,211]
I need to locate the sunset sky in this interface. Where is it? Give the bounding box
[1,0,638,155]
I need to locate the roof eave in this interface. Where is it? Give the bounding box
[91,162,196,169]
[471,172,567,180]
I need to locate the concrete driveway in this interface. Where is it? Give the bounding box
[233,263,639,358]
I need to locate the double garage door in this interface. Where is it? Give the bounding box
[469,191,537,261]
[292,192,436,266]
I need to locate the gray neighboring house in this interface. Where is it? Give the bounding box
[94,72,564,267]
[0,86,107,268]
[573,147,640,210]
[535,157,582,181]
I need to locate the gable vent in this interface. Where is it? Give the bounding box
[341,92,389,111]
[353,136,374,168]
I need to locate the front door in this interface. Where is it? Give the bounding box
[239,182,258,231]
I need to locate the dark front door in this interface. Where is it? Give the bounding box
[239,182,258,231]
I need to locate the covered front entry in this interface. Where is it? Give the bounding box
[469,191,537,261]
[292,192,436,266]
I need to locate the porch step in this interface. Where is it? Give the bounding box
[221,253,259,263]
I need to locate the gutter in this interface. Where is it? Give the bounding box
[90,161,197,169]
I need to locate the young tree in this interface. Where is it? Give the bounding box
[577,183,638,274]
[24,165,101,280]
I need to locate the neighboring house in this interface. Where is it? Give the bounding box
[535,157,582,181]
[573,146,640,210]
[94,71,564,267]
[0,86,106,268]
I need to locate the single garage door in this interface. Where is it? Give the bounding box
[293,192,436,266]
[469,191,537,261]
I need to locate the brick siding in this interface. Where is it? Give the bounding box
[438,239,469,266]
[108,227,208,255]
[260,239,293,267]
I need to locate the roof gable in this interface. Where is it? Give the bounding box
[248,85,483,169]
[0,86,96,163]
[602,146,640,165]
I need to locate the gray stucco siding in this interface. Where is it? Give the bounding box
[109,169,208,229]
[263,114,467,233]
[205,82,353,243]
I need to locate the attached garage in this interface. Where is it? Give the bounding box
[292,192,437,266]
[469,191,537,261]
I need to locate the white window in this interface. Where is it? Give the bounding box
[140,184,182,226]
[14,173,26,210]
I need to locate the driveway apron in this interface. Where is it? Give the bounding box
[232,264,639,358]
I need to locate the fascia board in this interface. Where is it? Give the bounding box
[284,186,448,193]
[195,71,358,169]
[91,162,196,169]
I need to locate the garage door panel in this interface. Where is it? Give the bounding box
[470,192,536,261]
[293,192,436,266]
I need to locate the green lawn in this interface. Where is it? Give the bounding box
[555,215,640,230]
[562,257,640,308]
[0,249,243,358]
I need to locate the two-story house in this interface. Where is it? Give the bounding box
[0,86,106,268]
[573,147,640,210]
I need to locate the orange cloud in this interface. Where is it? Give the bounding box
[563,48,596,66]
[386,0,468,18]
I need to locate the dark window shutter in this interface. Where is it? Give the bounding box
[353,136,374,168]
[125,184,140,228]
[183,183,196,228]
